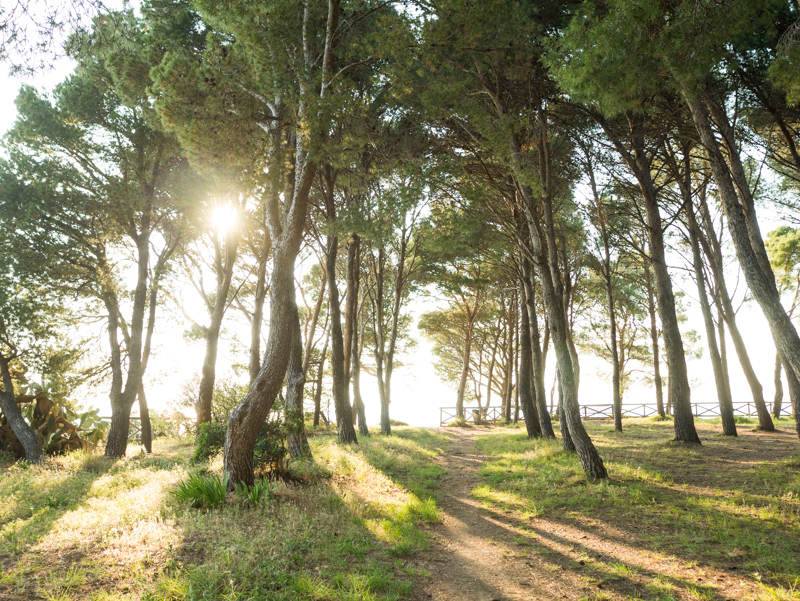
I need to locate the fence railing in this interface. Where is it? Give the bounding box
[101,417,141,442]
[439,402,792,426]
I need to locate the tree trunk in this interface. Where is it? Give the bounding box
[456,321,474,421]
[105,232,151,458]
[313,335,329,428]
[352,316,369,436]
[625,117,698,443]
[326,234,357,444]
[557,376,575,452]
[249,233,271,384]
[519,285,542,438]
[687,204,737,436]
[138,384,153,453]
[510,112,606,477]
[223,134,316,486]
[0,354,42,462]
[285,296,312,460]
[773,351,784,419]
[598,212,622,433]
[197,234,239,426]
[643,260,665,417]
[684,89,800,437]
[522,260,555,438]
[696,188,774,431]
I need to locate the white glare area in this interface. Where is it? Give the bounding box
[211,204,238,233]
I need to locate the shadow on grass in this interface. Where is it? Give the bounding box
[473,421,800,596]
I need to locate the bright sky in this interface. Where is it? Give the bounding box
[0,53,791,429]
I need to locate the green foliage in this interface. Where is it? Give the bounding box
[192,421,226,462]
[172,471,228,509]
[234,477,273,507]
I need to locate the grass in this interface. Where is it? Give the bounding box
[472,418,800,600]
[0,427,448,600]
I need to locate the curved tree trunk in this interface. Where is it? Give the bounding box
[0,354,42,462]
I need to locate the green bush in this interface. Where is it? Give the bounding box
[192,419,288,472]
[172,472,229,509]
[254,420,288,472]
[193,422,226,462]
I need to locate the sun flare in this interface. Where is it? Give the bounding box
[211,204,238,233]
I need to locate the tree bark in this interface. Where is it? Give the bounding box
[249,231,271,384]
[643,260,665,417]
[313,334,329,427]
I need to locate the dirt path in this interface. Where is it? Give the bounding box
[411,426,566,601]
[409,424,800,601]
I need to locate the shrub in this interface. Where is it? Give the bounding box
[172,472,229,509]
[193,422,226,462]
[254,420,288,473]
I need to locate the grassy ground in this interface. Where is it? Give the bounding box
[0,427,449,601]
[473,417,800,601]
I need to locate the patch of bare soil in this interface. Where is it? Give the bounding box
[409,424,799,601]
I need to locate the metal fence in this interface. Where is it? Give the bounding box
[439,402,792,426]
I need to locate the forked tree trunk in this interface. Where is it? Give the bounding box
[223,138,316,486]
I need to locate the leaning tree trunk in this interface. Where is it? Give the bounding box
[456,321,474,421]
[644,260,665,417]
[519,285,542,438]
[684,89,800,437]
[326,234,357,444]
[0,354,42,462]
